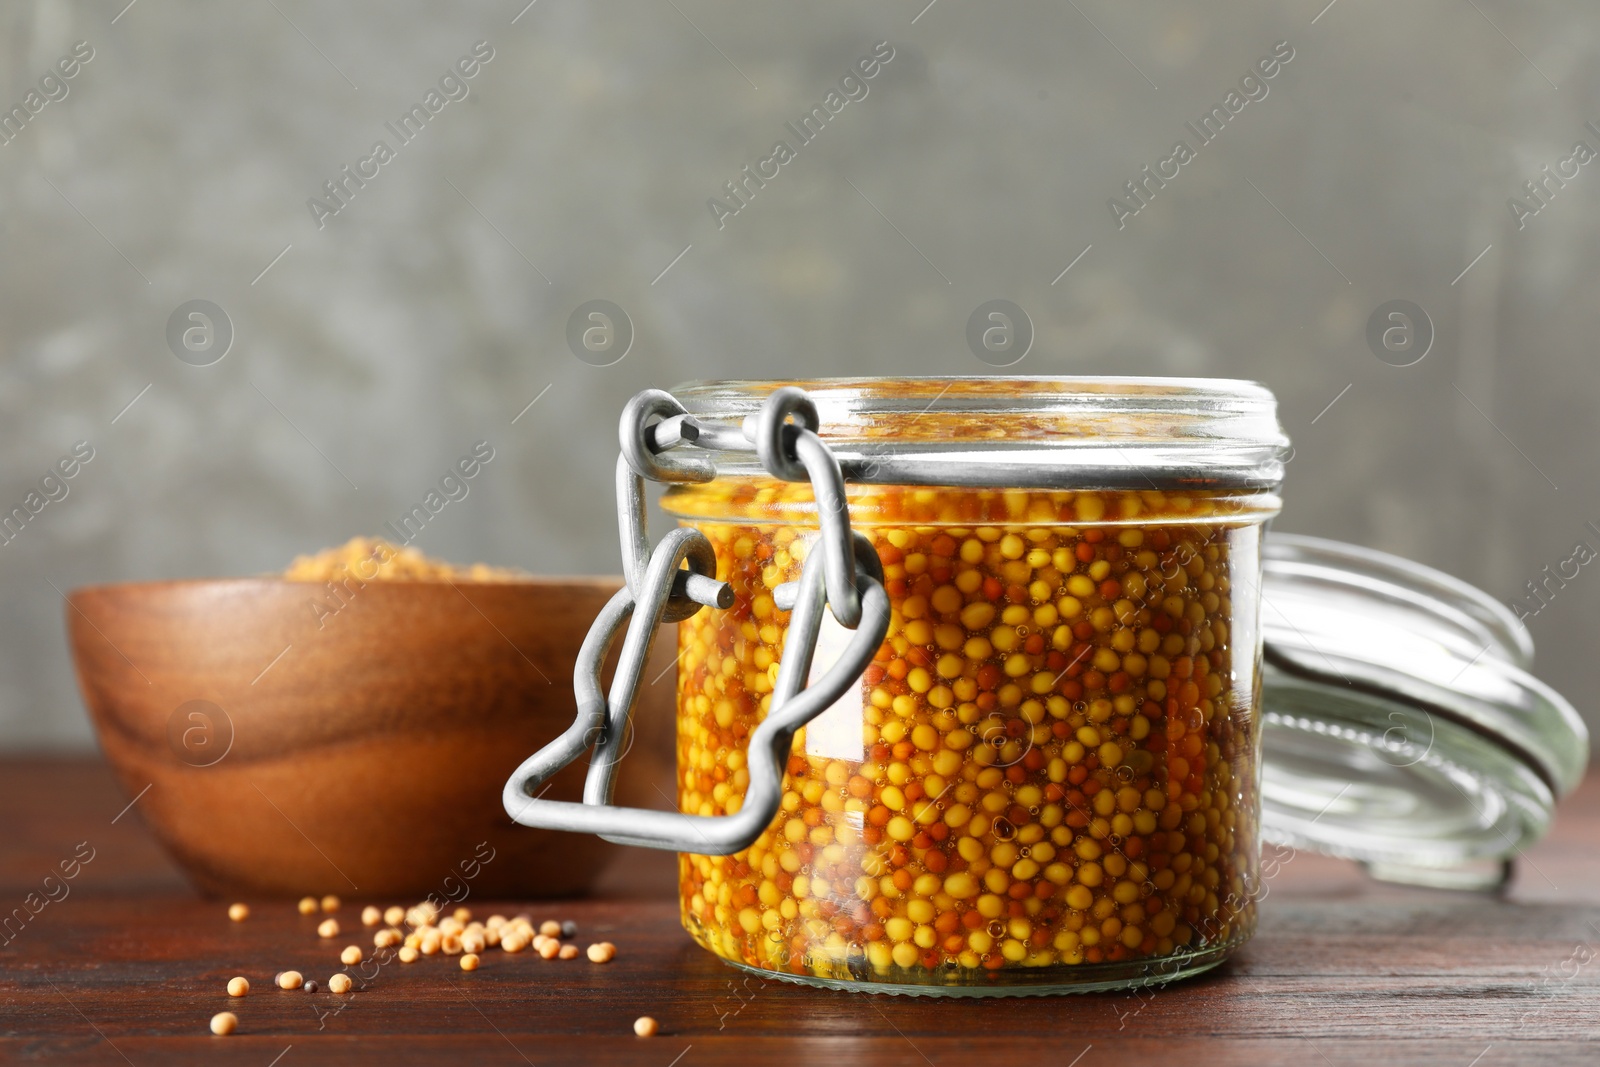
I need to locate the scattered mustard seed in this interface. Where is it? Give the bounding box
[277,970,303,990]
[340,945,363,966]
[361,905,382,927]
[297,897,318,916]
[210,1011,238,1036]
[317,918,340,939]
[384,905,405,927]
[558,945,579,960]
[320,895,341,913]
[227,977,249,997]
[329,973,353,994]
[398,945,419,963]
[539,920,562,938]
[227,903,249,922]
[633,1016,659,1038]
[460,953,480,971]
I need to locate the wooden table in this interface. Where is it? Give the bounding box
[2,758,1597,1065]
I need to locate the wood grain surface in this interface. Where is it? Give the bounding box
[1,758,1597,1066]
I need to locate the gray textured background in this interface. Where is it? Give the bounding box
[3,0,1596,749]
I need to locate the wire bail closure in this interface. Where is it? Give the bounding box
[501,386,890,854]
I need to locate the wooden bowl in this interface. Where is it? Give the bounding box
[65,577,678,899]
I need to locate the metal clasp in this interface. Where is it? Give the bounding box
[501,386,889,855]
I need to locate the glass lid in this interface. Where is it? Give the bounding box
[1259,533,1588,890]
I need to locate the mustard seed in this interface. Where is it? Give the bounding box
[329,973,353,994]
[227,903,249,922]
[560,920,578,938]
[558,945,579,960]
[537,939,560,960]
[398,945,419,963]
[361,905,382,926]
[374,928,400,949]
[586,943,615,963]
[486,914,507,929]
[320,895,341,913]
[453,907,472,923]
[303,980,320,994]
[297,897,318,915]
[318,919,340,939]
[210,1011,238,1036]
[633,1016,659,1037]
[501,933,528,954]
[539,920,561,938]
[277,970,303,990]
[384,905,405,927]
[461,931,486,954]
[460,952,480,971]
[227,977,249,997]
[441,932,463,956]
[420,931,442,955]
[341,945,363,966]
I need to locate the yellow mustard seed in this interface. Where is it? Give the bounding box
[210,1011,238,1036]
[321,895,341,913]
[226,977,249,997]
[398,945,419,963]
[361,906,382,927]
[317,919,339,939]
[227,903,249,922]
[340,945,362,966]
[460,952,480,971]
[633,1016,659,1037]
[297,897,318,916]
[277,970,303,990]
[329,973,353,994]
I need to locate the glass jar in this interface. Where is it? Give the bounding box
[658,377,1289,993]
[500,374,1587,997]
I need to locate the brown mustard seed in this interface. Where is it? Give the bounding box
[303,980,320,994]
[321,894,341,913]
[277,970,303,990]
[210,1011,238,1036]
[361,905,382,927]
[460,953,480,971]
[226,977,249,997]
[633,1017,659,1037]
[398,945,419,963]
[341,945,363,966]
[329,973,353,994]
[227,903,249,922]
[317,919,340,939]
[297,896,318,915]
[558,945,579,960]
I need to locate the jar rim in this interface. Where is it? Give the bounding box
[671,376,1290,492]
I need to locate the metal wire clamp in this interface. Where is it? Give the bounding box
[501,387,890,854]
